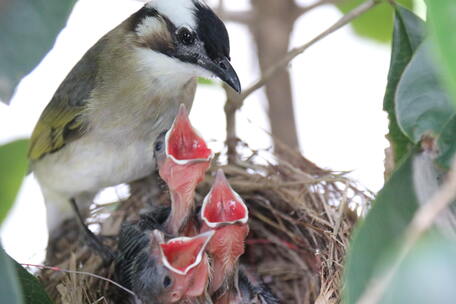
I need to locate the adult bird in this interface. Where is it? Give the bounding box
[200,170,249,304]
[28,0,240,241]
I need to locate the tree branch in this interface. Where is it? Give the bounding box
[215,0,252,25]
[357,156,456,304]
[296,0,339,18]
[223,0,379,162]
[239,0,380,103]
[223,83,241,163]
[218,10,252,24]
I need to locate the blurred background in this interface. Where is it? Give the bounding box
[0,0,424,265]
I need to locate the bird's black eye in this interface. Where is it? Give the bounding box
[163,275,172,288]
[178,27,195,46]
[154,140,163,152]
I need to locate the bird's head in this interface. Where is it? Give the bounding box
[154,104,212,234]
[157,230,214,301]
[129,0,241,92]
[200,169,249,292]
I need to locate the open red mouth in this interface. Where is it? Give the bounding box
[165,104,212,163]
[159,230,214,275]
[201,169,249,228]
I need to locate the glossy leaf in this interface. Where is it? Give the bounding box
[436,114,456,170]
[395,41,455,143]
[0,0,77,104]
[14,262,53,304]
[427,0,456,107]
[343,153,419,303]
[344,149,449,303]
[0,139,29,225]
[0,247,24,304]
[381,232,456,303]
[336,0,413,43]
[383,5,426,164]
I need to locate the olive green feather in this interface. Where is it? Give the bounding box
[28,40,105,160]
[28,102,86,160]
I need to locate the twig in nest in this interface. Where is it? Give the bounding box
[22,263,137,298]
[357,157,456,304]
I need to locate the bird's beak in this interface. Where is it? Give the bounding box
[200,56,241,93]
[164,104,213,165]
[159,230,214,275]
[201,169,249,228]
[160,104,213,235]
[159,231,214,298]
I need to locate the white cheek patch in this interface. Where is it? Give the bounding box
[146,0,201,28]
[136,16,164,37]
[134,48,214,88]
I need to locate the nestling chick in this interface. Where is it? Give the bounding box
[116,226,214,304]
[156,104,213,235]
[28,0,240,240]
[200,170,249,304]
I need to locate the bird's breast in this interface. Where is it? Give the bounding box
[33,79,197,196]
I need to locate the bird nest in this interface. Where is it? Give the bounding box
[38,143,372,303]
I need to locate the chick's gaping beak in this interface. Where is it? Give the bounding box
[201,169,248,228]
[165,104,212,163]
[159,230,214,275]
[199,56,241,93]
[159,231,214,299]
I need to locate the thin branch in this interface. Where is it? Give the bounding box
[215,0,252,25]
[357,156,456,304]
[223,0,379,161]
[296,0,338,17]
[223,83,240,163]
[239,0,380,103]
[218,10,252,24]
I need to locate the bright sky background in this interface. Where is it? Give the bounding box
[0,0,423,264]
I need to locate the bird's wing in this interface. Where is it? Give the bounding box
[28,100,87,160]
[28,40,103,160]
[116,223,150,288]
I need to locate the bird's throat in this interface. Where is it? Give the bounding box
[165,189,194,235]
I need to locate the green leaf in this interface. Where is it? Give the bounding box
[395,41,455,143]
[427,0,456,107]
[198,77,218,86]
[0,139,29,225]
[343,152,419,303]
[0,0,77,104]
[0,246,53,304]
[381,232,456,303]
[14,262,53,304]
[0,247,24,304]
[436,114,456,170]
[384,5,426,164]
[335,0,414,43]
